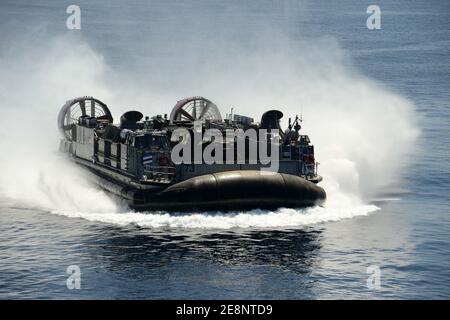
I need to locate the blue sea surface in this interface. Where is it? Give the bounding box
[0,0,449,299]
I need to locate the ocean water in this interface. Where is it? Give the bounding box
[0,0,449,299]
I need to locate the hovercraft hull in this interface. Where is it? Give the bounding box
[88,168,326,212]
[58,96,327,213]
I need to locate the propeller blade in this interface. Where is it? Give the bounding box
[79,100,86,115]
[192,100,197,119]
[63,124,74,130]
[180,108,195,121]
[91,99,95,117]
[198,101,210,119]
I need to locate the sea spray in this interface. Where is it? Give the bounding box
[53,205,380,230]
[0,32,417,227]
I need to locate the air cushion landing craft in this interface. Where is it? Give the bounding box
[57,96,326,211]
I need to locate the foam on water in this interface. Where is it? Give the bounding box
[52,205,380,229]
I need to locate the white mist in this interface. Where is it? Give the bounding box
[0,32,418,227]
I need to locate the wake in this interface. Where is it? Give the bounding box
[51,205,380,230]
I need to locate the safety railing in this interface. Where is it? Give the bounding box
[143,165,176,183]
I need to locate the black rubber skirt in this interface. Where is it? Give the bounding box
[119,170,326,212]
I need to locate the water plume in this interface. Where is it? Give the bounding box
[0,29,418,228]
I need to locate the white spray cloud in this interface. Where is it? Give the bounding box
[0,35,118,212]
[0,31,418,228]
[112,34,419,206]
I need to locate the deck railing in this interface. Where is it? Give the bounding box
[143,165,176,182]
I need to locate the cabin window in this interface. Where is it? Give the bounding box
[133,136,145,148]
[150,136,169,150]
[133,135,170,150]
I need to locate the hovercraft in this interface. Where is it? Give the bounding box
[57,96,326,211]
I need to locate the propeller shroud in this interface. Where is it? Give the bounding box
[169,96,222,123]
[57,96,113,141]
